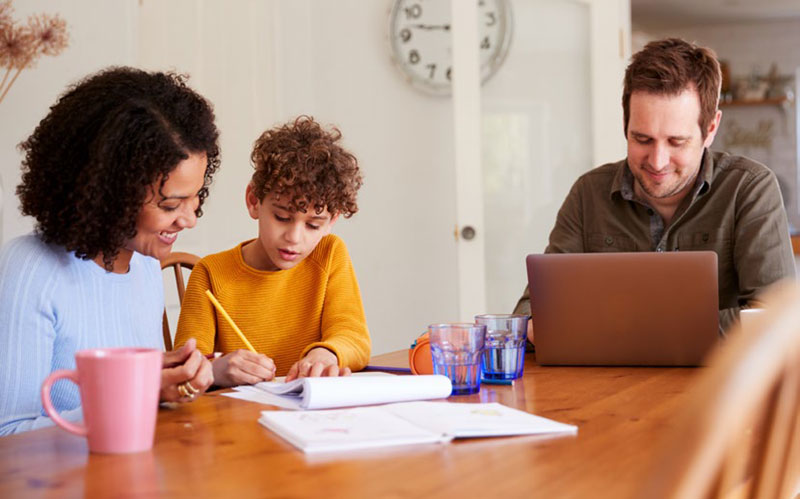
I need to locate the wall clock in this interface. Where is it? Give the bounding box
[388,0,513,96]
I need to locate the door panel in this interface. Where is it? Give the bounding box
[456,0,629,317]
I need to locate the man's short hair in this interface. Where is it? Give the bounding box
[622,38,721,139]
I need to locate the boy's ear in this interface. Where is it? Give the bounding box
[324,213,339,236]
[245,183,261,220]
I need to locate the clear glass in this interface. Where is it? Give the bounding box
[428,323,486,395]
[475,314,528,380]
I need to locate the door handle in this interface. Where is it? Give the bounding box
[460,225,476,241]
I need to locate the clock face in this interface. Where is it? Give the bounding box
[389,0,513,96]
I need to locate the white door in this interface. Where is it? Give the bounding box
[453,0,630,319]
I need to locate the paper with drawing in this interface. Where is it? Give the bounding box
[258,401,578,453]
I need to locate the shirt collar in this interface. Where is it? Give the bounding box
[696,148,714,195]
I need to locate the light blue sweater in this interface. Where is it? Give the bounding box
[0,234,164,435]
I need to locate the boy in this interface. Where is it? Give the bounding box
[175,116,370,386]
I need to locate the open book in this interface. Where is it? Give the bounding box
[259,401,578,453]
[223,374,453,410]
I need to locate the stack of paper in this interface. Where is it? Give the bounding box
[259,401,578,453]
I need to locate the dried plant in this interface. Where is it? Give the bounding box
[0,0,69,105]
[0,0,11,28]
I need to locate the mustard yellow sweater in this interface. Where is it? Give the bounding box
[174,235,371,376]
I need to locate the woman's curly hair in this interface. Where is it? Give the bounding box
[17,67,220,268]
[250,116,362,217]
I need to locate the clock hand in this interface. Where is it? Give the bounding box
[409,23,451,31]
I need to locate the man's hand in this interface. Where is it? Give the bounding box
[285,347,351,382]
[212,349,276,387]
[161,338,214,403]
[527,318,534,345]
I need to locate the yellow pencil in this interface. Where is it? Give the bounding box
[204,289,257,353]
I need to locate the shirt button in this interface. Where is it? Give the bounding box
[657,247,664,252]
[605,236,614,245]
[702,233,709,242]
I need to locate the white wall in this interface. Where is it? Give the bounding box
[2,0,628,356]
[0,0,138,246]
[136,0,280,261]
[258,0,462,352]
[2,0,462,355]
[271,0,458,353]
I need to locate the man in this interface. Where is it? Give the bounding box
[514,38,796,336]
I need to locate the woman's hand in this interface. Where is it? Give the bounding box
[212,350,276,387]
[285,347,351,382]
[160,338,214,403]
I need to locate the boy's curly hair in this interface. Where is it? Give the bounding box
[250,116,362,217]
[17,67,220,269]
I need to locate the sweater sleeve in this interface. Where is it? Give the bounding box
[0,237,80,435]
[301,238,371,370]
[174,260,218,355]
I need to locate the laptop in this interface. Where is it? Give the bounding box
[526,251,719,366]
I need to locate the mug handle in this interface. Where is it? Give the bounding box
[40,369,88,437]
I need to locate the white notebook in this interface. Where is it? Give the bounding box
[224,374,453,410]
[259,401,577,453]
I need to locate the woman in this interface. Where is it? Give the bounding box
[0,67,220,435]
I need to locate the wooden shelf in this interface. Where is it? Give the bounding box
[720,97,793,108]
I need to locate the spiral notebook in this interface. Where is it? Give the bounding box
[224,374,453,410]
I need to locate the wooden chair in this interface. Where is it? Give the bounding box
[641,281,800,499]
[160,252,200,351]
[791,234,800,256]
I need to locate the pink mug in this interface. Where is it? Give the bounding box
[41,348,163,453]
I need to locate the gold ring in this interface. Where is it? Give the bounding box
[177,383,191,398]
[184,381,199,394]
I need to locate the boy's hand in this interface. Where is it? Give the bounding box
[161,338,214,403]
[212,349,276,387]
[285,347,351,382]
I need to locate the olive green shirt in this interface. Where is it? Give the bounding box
[514,149,796,333]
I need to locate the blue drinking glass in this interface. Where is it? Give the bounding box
[475,314,529,380]
[428,323,486,395]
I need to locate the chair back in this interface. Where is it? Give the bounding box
[641,281,800,499]
[160,252,200,351]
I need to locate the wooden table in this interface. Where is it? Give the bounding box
[0,351,700,498]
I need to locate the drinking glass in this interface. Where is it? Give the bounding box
[428,323,486,395]
[475,314,529,380]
